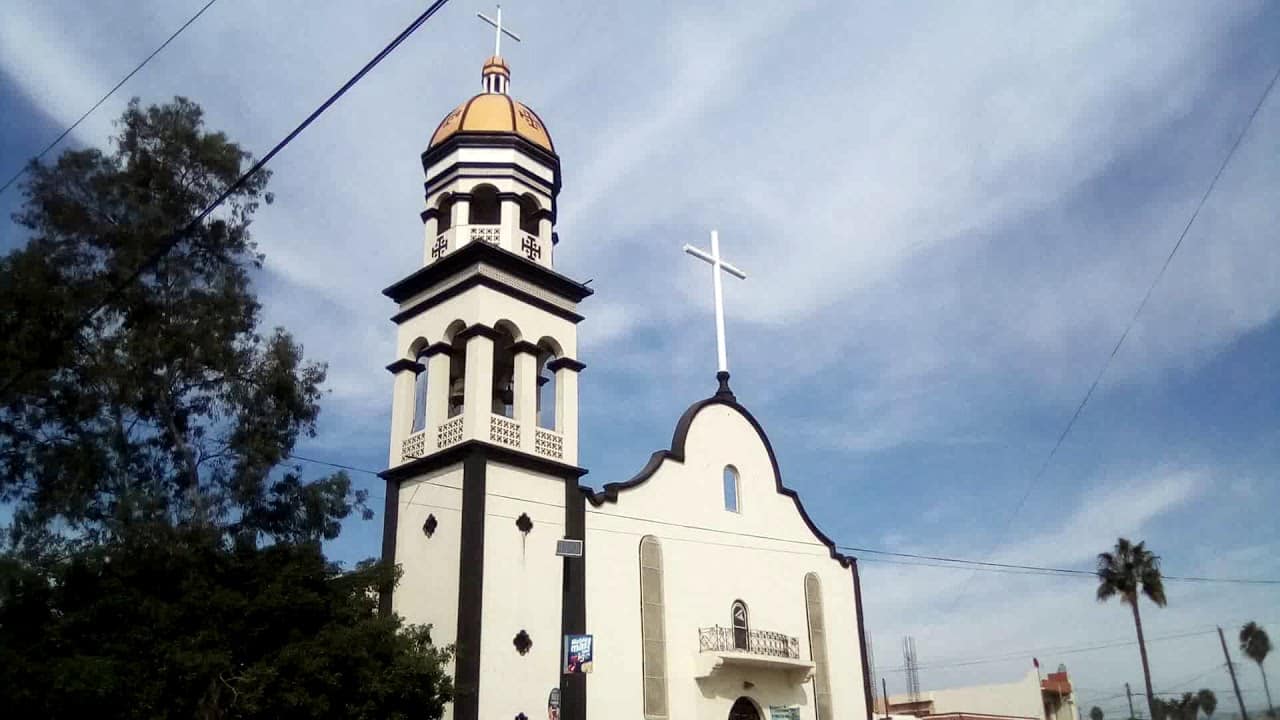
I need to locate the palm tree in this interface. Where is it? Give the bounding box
[1241,622,1275,717]
[1197,689,1217,720]
[1091,706,1105,720]
[1171,693,1200,720]
[1096,538,1167,720]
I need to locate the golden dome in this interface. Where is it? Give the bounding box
[428,56,554,153]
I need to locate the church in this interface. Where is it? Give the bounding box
[377,17,873,720]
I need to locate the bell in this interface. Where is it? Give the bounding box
[495,379,514,407]
[448,377,465,409]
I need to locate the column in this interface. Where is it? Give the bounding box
[421,211,439,265]
[547,357,585,465]
[452,193,471,247]
[510,341,540,451]
[538,215,554,267]
[422,342,452,441]
[498,193,519,255]
[385,358,424,465]
[458,325,498,442]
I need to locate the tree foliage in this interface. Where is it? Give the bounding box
[1091,705,1105,720]
[1241,622,1275,718]
[0,97,363,553]
[0,523,452,719]
[0,98,450,717]
[1097,538,1167,720]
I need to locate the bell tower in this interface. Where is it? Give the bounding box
[379,42,591,720]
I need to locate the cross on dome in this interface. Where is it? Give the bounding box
[477,4,521,59]
[683,230,747,382]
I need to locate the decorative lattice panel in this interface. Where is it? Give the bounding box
[490,414,521,448]
[401,430,427,460]
[437,416,464,449]
[534,428,563,460]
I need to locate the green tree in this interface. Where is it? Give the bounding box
[1096,538,1168,720]
[1091,706,1105,720]
[1241,622,1274,717]
[1170,693,1200,720]
[0,522,452,718]
[1197,689,1217,719]
[0,96,359,552]
[0,98,451,716]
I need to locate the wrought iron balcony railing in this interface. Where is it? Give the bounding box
[698,626,799,659]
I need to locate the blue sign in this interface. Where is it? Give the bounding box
[563,634,594,674]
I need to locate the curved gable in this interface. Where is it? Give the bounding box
[584,385,851,568]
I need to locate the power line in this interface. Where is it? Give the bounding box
[0,0,455,400]
[0,0,223,197]
[943,59,1280,610]
[283,454,1280,586]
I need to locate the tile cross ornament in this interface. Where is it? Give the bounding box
[477,4,521,57]
[683,230,747,374]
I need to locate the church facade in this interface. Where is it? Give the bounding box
[378,48,873,720]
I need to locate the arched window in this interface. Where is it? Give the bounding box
[437,195,454,233]
[639,536,668,719]
[491,321,519,418]
[468,184,500,225]
[731,600,749,650]
[729,697,762,720]
[535,337,562,430]
[723,465,740,512]
[805,572,833,719]
[411,348,429,432]
[444,320,467,418]
[518,194,540,235]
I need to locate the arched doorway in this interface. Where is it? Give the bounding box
[729,697,761,720]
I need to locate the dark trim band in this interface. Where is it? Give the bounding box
[853,560,873,720]
[386,358,424,374]
[378,476,399,615]
[546,357,586,373]
[456,323,503,342]
[421,341,453,358]
[383,240,593,305]
[583,376,852,567]
[380,438,589,483]
[391,274,585,326]
[509,340,542,356]
[454,448,487,720]
[423,133,561,179]
[423,163,557,204]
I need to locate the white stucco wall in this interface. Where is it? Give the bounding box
[392,466,465,691]
[477,462,567,720]
[893,669,1045,720]
[583,400,869,720]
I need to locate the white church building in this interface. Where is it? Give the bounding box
[378,22,873,720]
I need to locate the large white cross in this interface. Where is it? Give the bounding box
[477,4,522,57]
[684,230,747,374]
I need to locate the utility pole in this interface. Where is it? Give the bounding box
[1219,626,1250,720]
[883,677,891,719]
[1126,682,1137,720]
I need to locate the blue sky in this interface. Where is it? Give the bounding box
[3,0,1279,712]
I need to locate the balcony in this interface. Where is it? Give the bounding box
[695,626,813,682]
[430,224,546,264]
[399,414,566,462]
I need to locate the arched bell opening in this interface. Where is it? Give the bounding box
[518,194,540,236]
[535,336,562,430]
[411,345,430,433]
[444,320,468,418]
[491,321,521,418]
[468,184,500,225]
[437,194,454,234]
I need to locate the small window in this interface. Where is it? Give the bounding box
[723,465,740,512]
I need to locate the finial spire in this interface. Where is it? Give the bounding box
[477,4,521,59]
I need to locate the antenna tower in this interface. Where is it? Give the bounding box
[903,636,921,703]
